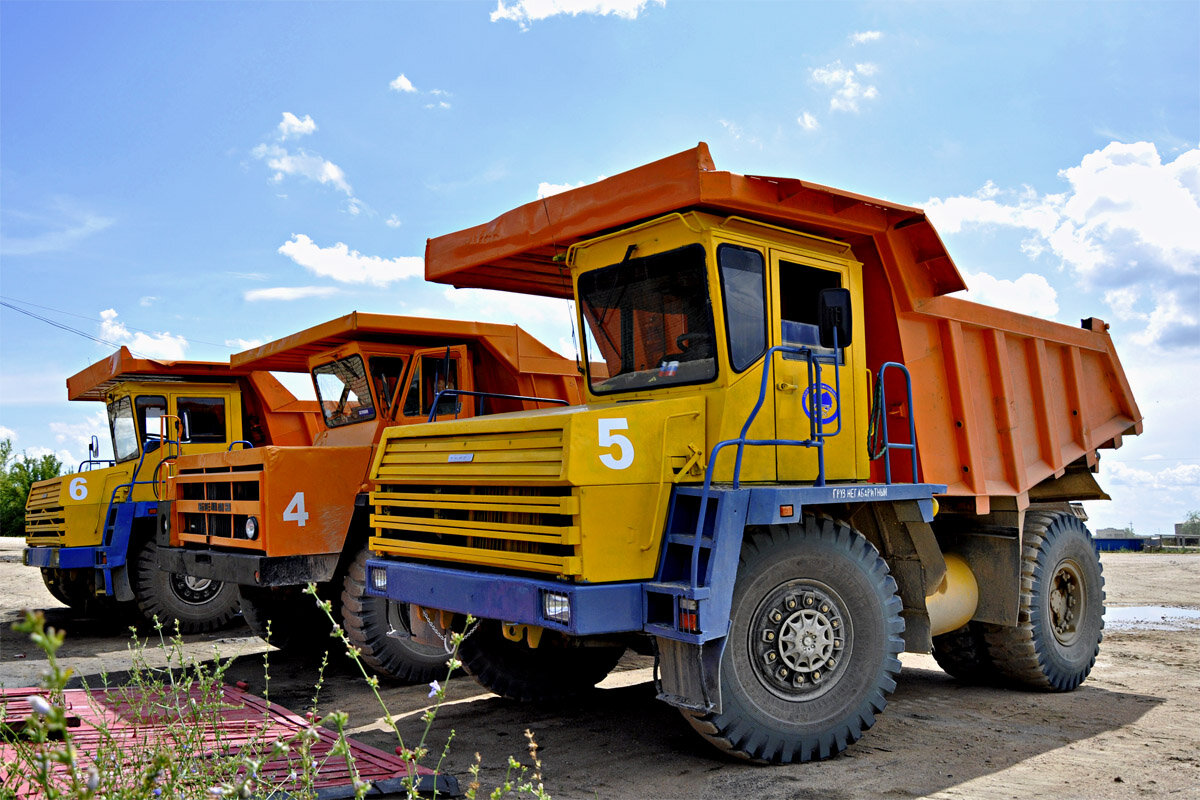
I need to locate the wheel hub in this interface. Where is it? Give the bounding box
[169,573,223,606]
[1049,559,1084,646]
[751,581,849,700]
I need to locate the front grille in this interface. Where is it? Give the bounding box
[374,428,566,483]
[174,465,262,544]
[371,484,581,576]
[24,477,65,542]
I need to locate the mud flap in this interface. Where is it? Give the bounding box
[654,636,727,714]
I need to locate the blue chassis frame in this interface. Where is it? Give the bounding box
[365,480,941,643]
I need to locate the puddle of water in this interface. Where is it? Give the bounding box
[1103,605,1200,631]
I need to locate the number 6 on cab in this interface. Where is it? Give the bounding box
[598,418,634,470]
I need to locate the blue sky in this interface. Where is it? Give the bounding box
[1,0,1196,534]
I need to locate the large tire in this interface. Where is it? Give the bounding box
[132,539,241,633]
[41,567,84,608]
[241,584,336,653]
[983,511,1104,691]
[341,546,449,683]
[460,621,626,703]
[932,621,1001,684]
[682,516,904,763]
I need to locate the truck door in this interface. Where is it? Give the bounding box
[771,254,859,482]
[398,346,475,422]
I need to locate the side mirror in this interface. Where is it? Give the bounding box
[89,435,100,460]
[818,288,853,349]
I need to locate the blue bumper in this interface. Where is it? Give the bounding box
[363,560,643,636]
[23,546,96,570]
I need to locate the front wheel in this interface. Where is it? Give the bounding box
[983,511,1105,691]
[460,622,626,704]
[132,539,240,633]
[340,546,449,683]
[682,516,904,763]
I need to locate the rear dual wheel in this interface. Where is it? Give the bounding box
[684,516,904,763]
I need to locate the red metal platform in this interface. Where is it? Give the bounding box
[1,684,458,797]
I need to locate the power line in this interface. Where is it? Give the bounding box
[0,300,147,356]
[0,294,229,350]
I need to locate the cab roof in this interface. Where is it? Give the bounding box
[67,347,247,402]
[424,143,966,301]
[230,312,576,377]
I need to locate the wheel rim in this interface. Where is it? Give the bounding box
[168,573,223,606]
[749,579,852,701]
[1048,558,1085,646]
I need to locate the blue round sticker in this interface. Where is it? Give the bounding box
[801,383,839,424]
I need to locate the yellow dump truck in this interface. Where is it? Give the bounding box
[23,348,321,631]
[362,145,1141,761]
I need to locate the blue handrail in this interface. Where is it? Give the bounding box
[228,440,254,451]
[874,362,919,483]
[688,341,841,589]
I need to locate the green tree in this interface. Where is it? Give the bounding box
[1180,510,1200,537]
[1,438,65,536]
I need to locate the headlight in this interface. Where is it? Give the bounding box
[244,516,258,540]
[542,591,570,625]
[370,566,387,590]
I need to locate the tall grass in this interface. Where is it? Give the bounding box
[1,587,552,799]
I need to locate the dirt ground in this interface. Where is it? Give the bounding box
[2,538,1197,800]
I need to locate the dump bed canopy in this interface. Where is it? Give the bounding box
[230,312,576,378]
[68,347,249,402]
[425,143,967,300]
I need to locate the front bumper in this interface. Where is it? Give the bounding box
[157,547,340,587]
[23,546,95,570]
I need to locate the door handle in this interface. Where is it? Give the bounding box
[776,382,798,392]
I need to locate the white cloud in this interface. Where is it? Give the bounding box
[491,0,664,29]
[719,119,763,149]
[386,215,403,228]
[277,234,423,286]
[99,309,188,360]
[243,286,341,302]
[953,269,1059,318]
[389,74,417,93]
[425,100,452,111]
[139,296,158,307]
[0,201,114,256]
[277,112,317,139]
[1104,460,1200,489]
[50,409,111,463]
[797,112,819,131]
[225,337,263,350]
[537,180,586,198]
[851,30,882,45]
[810,61,879,112]
[925,142,1200,349]
[0,426,16,442]
[251,141,363,215]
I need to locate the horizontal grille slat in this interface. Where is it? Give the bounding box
[375,428,565,482]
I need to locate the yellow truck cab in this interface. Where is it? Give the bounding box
[24,348,320,630]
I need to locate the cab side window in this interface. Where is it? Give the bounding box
[403,356,460,418]
[135,395,168,445]
[779,260,843,359]
[370,356,408,419]
[718,245,767,372]
[177,397,227,443]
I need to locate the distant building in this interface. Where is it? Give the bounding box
[1095,527,1131,539]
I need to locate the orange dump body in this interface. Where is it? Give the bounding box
[67,346,323,447]
[166,313,587,561]
[421,144,1141,513]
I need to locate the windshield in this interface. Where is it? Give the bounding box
[579,243,717,394]
[314,355,376,427]
[108,396,140,463]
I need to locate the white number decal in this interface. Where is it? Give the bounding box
[69,477,88,501]
[283,492,309,527]
[598,418,634,470]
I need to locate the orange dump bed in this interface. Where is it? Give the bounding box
[421,144,1142,513]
